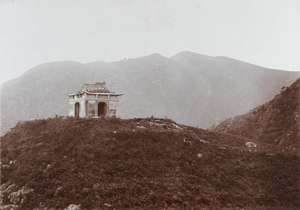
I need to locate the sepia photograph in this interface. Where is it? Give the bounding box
[1,0,299,209]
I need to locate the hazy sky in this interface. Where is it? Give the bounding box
[1,0,300,84]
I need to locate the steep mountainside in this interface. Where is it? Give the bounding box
[1,51,299,134]
[1,117,299,209]
[212,78,300,150]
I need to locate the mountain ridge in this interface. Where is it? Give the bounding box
[1,52,299,135]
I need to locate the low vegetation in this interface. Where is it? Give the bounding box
[1,117,299,209]
[212,78,300,151]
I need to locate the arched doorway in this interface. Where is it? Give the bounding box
[98,102,107,117]
[75,102,80,118]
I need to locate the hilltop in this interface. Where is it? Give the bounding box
[212,77,300,151]
[1,51,299,135]
[1,117,299,209]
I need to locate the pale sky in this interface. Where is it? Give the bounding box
[1,0,300,84]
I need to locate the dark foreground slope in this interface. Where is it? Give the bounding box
[212,78,300,151]
[1,117,299,209]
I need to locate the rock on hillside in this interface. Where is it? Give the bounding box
[212,77,300,150]
[1,117,299,209]
[1,51,299,135]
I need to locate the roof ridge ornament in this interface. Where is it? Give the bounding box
[81,82,110,93]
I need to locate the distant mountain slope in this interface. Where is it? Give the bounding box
[1,51,299,134]
[1,117,299,208]
[212,78,300,149]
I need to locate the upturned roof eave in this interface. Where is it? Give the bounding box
[69,91,124,96]
[84,91,124,96]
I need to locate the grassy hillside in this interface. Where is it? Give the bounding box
[1,117,299,209]
[212,78,300,151]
